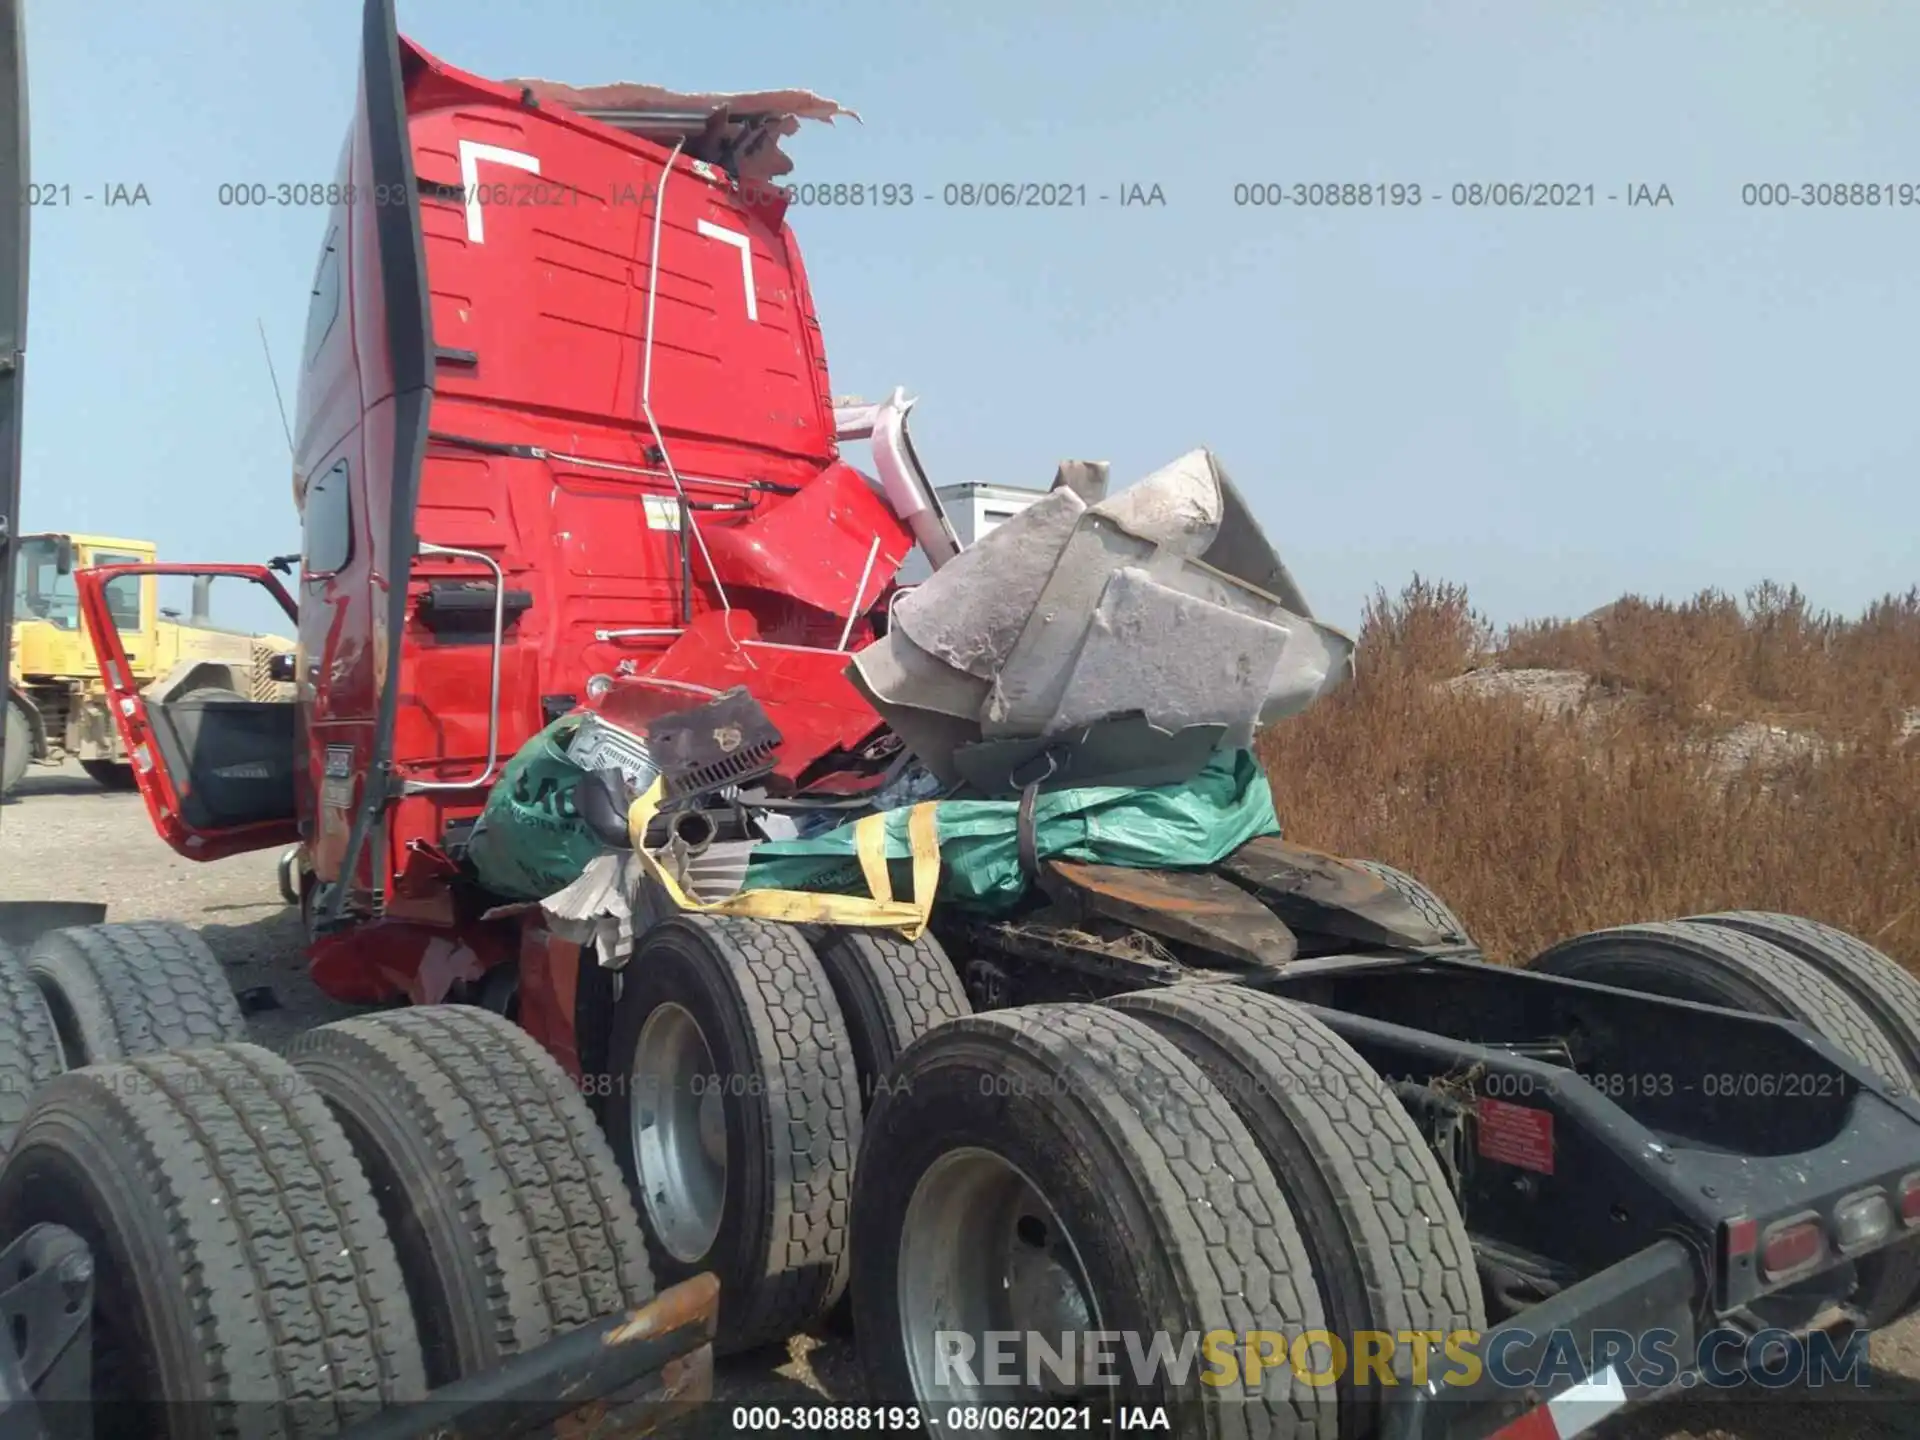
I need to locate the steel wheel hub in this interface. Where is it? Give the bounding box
[631,1002,727,1263]
[897,1146,1103,1421]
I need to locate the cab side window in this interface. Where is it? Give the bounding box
[304,460,352,576]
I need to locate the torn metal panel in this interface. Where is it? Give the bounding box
[1090,449,1223,553]
[1045,860,1299,968]
[980,511,1159,735]
[889,485,1086,680]
[507,77,859,183]
[845,443,1354,788]
[1215,835,1457,951]
[1049,566,1292,736]
[1201,460,1313,617]
[977,454,1355,743]
[696,461,911,618]
[848,627,990,722]
[1051,459,1111,505]
[845,661,982,788]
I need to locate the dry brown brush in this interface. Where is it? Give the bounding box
[1256,577,1920,969]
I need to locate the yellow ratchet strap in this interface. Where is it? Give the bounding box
[625,777,941,940]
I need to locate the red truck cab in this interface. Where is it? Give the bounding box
[78,4,932,1007]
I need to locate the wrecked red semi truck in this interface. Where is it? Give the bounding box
[33,2,1920,1438]
[81,13,943,1023]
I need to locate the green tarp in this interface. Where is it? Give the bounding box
[464,715,604,901]
[741,747,1279,912]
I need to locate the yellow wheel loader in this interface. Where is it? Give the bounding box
[5,531,294,795]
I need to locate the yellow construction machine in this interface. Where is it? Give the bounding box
[5,531,295,794]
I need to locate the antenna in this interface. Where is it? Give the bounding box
[257,318,294,456]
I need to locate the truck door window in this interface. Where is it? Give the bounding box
[92,550,147,630]
[13,536,77,629]
[304,459,352,575]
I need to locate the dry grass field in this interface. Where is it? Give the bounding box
[1257,578,1920,969]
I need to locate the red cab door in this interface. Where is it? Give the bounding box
[75,562,302,861]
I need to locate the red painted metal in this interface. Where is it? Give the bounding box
[74,562,301,863]
[517,925,585,1080]
[78,27,905,1026]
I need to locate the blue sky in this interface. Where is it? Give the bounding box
[19,0,1919,632]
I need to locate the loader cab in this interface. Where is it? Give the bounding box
[11,533,157,678]
[10,534,78,639]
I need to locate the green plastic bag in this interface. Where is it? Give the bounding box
[465,715,606,901]
[741,748,1279,913]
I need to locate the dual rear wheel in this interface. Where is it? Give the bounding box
[0,922,690,1435]
[1529,912,1920,1327]
[596,916,971,1354]
[593,912,1486,1438]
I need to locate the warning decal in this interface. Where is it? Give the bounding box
[1476,1096,1555,1175]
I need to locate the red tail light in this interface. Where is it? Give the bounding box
[1900,1173,1920,1226]
[1761,1214,1824,1280]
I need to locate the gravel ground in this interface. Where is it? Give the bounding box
[5,760,1920,1439]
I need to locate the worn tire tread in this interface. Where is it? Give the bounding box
[875,1006,1336,1439]
[1349,860,1471,944]
[26,919,246,1063]
[813,929,970,1099]
[1112,984,1484,1374]
[1688,912,1920,1083]
[289,1005,654,1376]
[0,943,62,1156]
[651,915,861,1351]
[0,1043,424,1421]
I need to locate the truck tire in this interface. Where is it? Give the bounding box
[1110,984,1483,1439]
[813,928,971,1109]
[1349,859,1472,944]
[601,915,861,1353]
[1528,920,1907,1088]
[288,1005,655,1387]
[0,1044,425,1429]
[2,700,28,796]
[1528,919,1918,1324]
[79,759,138,791]
[1682,911,1920,1326]
[0,944,63,1158]
[26,920,247,1066]
[1686,912,1920,1084]
[853,1005,1336,1440]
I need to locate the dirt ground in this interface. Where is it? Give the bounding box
[5,761,1920,1439]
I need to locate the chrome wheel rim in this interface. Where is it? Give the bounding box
[898,1146,1103,1426]
[630,1002,727,1262]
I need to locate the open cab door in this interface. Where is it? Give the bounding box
[75,562,301,861]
